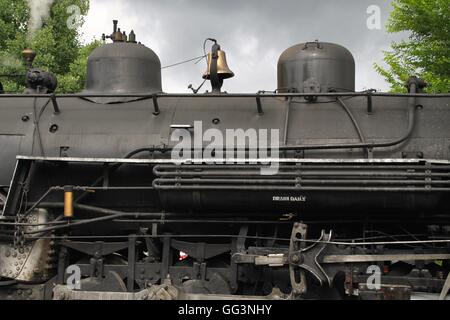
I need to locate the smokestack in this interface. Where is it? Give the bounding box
[26,0,55,42]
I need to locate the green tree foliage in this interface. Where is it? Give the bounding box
[0,0,100,93]
[375,0,450,93]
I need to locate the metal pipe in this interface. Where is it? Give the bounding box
[280,102,418,151]
[23,187,59,217]
[71,186,155,191]
[153,172,449,178]
[256,94,263,114]
[152,94,160,115]
[74,147,169,204]
[154,164,450,170]
[154,170,449,178]
[337,97,366,145]
[154,178,450,186]
[336,97,368,157]
[26,234,450,246]
[51,94,60,114]
[152,185,450,192]
[113,219,293,225]
[35,202,172,218]
[0,280,17,287]
[25,211,141,235]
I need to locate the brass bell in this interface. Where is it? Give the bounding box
[203,49,235,80]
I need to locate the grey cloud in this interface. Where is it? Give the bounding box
[82,0,406,92]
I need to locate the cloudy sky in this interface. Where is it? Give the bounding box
[81,0,407,93]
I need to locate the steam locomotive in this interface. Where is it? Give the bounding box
[0,20,449,300]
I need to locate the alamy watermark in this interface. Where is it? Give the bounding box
[66,265,81,290]
[66,5,83,30]
[170,121,280,175]
[366,5,382,30]
[366,265,382,290]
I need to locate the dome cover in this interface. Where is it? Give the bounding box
[277,41,355,93]
[84,42,162,103]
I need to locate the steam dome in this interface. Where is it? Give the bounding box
[84,42,162,103]
[277,41,355,93]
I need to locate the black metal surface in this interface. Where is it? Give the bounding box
[152,161,450,214]
[83,41,162,103]
[1,92,449,98]
[0,35,449,300]
[278,41,355,93]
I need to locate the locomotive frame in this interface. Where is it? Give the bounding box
[1,22,450,299]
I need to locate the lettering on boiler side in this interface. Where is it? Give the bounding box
[272,195,307,202]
